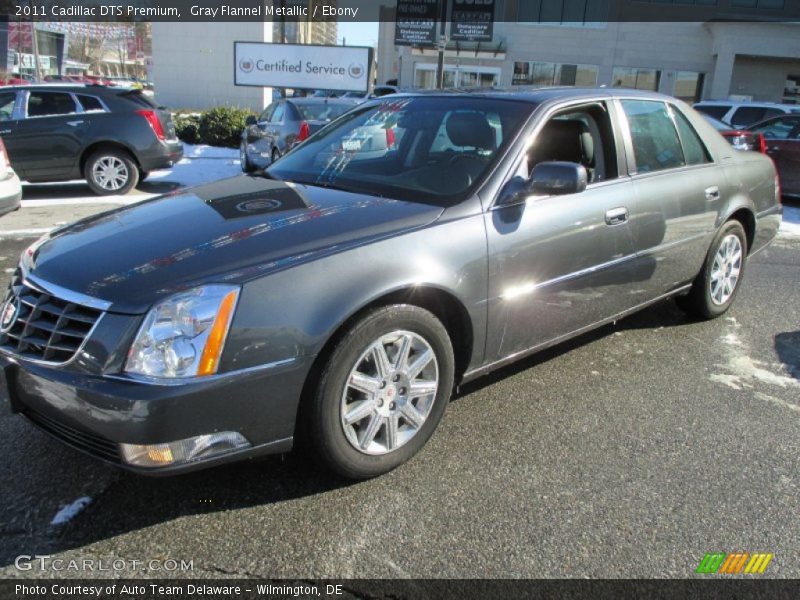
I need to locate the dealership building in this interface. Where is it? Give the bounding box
[152,17,337,111]
[378,0,800,104]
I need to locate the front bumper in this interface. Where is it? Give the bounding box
[1,353,314,475]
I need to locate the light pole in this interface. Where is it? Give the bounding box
[435,0,449,89]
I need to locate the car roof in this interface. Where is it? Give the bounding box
[286,97,359,106]
[0,83,116,93]
[695,100,796,109]
[381,87,682,105]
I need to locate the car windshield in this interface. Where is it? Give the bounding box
[266,96,533,205]
[295,102,354,122]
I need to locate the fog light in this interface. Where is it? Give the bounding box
[119,432,250,468]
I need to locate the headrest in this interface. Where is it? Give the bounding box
[446,112,496,150]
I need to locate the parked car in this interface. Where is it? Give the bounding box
[0,137,21,216]
[701,114,766,153]
[693,100,800,129]
[748,114,800,197]
[240,98,357,172]
[0,89,780,479]
[0,84,182,195]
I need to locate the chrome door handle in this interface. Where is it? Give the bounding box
[770,146,780,152]
[66,120,84,127]
[705,186,721,201]
[605,207,629,226]
[0,129,11,135]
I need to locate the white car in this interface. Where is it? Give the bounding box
[694,100,800,129]
[0,137,21,217]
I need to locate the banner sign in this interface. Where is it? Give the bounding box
[394,0,440,46]
[450,0,495,42]
[234,42,372,93]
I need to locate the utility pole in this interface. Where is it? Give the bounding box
[435,0,449,89]
[30,21,42,81]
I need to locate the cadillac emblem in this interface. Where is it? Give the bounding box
[0,297,19,333]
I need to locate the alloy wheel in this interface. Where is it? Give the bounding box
[91,156,129,191]
[709,234,743,305]
[340,330,439,456]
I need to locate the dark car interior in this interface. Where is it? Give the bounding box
[526,104,618,184]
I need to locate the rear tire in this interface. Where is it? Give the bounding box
[306,305,455,479]
[84,148,139,195]
[677,220,748,319]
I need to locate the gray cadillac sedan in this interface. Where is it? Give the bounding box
[0,89,781,479]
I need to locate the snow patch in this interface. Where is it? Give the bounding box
[51,496,92,526]
[780,204,800,237]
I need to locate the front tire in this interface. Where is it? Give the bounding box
[84,149,139,195]
[307,305,455,479]
[240,140,254,173]
[677,220,747,319]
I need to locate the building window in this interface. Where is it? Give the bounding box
[612,67,661,92]
[517,0,608,26]
[634,0,718,5]
[674,71,705,103]
[783,74,799,104]
[730,0,784,8]
[512,61,599,87]
[414,65,500,89]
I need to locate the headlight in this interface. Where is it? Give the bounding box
[125,285,240,379]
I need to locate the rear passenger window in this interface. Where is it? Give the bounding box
[621,100,685,174]
[27,92,78,117]
[694,105,729,121]
[0,92,16,121]
[77,95,104,112]
[671,108,711,165]
[729,106,767,128]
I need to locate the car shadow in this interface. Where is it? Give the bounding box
[455,297,693,400]
[0,441,353,566]
[21,180,180,200]
[774,331,800,381]
[0,297,694,567]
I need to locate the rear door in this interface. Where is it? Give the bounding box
[9,90,89,180]
[750,116,800,195]
[618,99,721,300]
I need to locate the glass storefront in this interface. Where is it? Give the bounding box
[612,67,661,91]
[512,61,599,87]
[413,64,500,89]
[674,71,705,103]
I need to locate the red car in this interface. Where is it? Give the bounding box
[748,115,800,198]
[702,114,767,154]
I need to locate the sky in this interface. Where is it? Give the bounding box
[336,22,380,47]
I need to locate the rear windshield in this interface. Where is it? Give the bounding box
[694,105,730,121]
[118,89,158,109]
[295,103,354,122]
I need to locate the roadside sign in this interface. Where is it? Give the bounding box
[394,0,440,46]
[450,0,495,42]
[234,42,372,93]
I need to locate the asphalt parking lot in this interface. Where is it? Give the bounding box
[0,187,798,579]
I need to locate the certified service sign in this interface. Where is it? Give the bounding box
[234,42,371,93]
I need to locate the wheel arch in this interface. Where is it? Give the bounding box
[79,140,141,175]
[295,284,475,438]
[725,206,756,255]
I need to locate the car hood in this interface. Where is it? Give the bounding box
[27,176,444,314]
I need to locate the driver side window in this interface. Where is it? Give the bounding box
[525,103,619,184]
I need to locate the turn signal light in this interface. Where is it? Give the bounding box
[197,289,238,376]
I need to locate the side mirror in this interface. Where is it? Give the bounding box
[530,161,588,196]
[245,115,257,126]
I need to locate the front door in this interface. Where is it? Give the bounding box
[8,90,88,180]
[484,102,638,362]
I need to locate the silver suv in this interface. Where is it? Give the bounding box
[694,100,800,129]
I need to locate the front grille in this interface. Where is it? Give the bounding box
[0,270,102,363]
[23,407,121,463]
